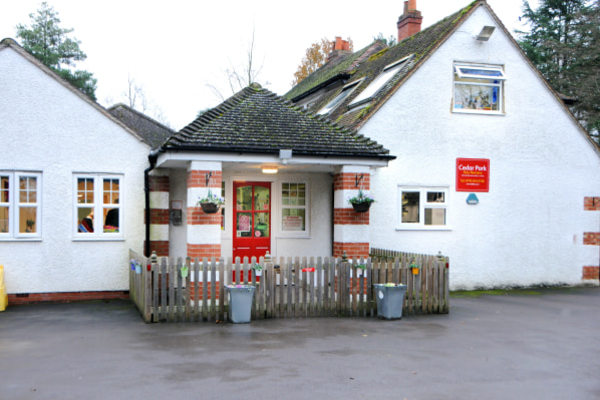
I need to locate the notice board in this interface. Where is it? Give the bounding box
[456,158,490,192]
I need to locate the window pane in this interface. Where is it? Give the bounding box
[0,206,8,233]
[457,67,503,78]
[282,208,305,231]
[19,177,36,203]
[103,179,119,204]
[425,208,446,225]
[402,191,420,223]
[454,83,499,111]
[78,178,94,204]
[427,192,445,203]
[19,206,37,233]
[254,212,269,238]
[103,208,119,233]
[78,207,94,233]
[0,176,8,203]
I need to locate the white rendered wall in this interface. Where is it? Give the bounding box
[0,47,149,294]
[363,6,600,289]
[168,170,332,260]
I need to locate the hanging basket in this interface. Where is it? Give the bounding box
[200,202,220,214]
[351,201,371,213]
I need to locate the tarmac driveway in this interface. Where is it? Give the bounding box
[0,287,599,400]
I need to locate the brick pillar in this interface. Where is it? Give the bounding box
[147,171,169,256]
[333,166,371,258]
[582,196,599,281]
[187,161,222,259]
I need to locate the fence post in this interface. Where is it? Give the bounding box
[145,252,157,323]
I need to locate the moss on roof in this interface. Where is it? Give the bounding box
[162,83,393,160]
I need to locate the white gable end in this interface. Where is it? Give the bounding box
[361,5,600,289]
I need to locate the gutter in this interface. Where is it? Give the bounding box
[144,149,160,257]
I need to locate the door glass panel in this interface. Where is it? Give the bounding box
[254,186,270,210]
[254,212,269,238]
[236,186,252,210]
[236,212,252,237]
[19,206,37,233]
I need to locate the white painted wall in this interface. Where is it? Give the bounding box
[362,6,600,289]
[168,169,333,259]
[0,47,149,294]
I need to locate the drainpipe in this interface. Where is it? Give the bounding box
[144,149,160,257]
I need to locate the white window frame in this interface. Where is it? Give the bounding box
[0,171,42,240]
[279,181,310,238]
[318,79,363,115]
[397,186,450,230]
[73,173,123,240]
[348,55,412,108]
[452,62,505,115]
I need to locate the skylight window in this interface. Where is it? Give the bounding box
[455,65,505,80]
[318,80,362,115]
[348,55,412,108]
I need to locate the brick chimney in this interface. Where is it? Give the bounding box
[397,0,422,42]
[327,36,351,62]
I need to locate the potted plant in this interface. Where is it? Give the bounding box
[348,190,374,213]
[198,191,224,214]
[410,260,420,276]
[251,263,263,277]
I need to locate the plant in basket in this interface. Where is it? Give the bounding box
[198,191,224,214]
[348,190,374,213]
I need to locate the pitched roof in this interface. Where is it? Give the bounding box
[161,83,393,160]
[286,1,481,130]
[108,104,174,148]
[0,37,148,145]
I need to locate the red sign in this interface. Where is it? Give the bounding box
[456,158,490,192]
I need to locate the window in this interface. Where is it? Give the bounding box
[348,55,411,108]
[318,80,362,115]
[0,171,42,239]
[399,187,448,228]
[74,174,122,238]
[281,182,308,234]
[453,63,505,113]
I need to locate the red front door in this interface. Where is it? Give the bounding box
[233,181,271,262]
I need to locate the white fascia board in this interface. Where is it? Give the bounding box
[156,151,390,169]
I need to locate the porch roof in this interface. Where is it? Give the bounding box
[159,83,395,161]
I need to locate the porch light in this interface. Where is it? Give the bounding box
[476,26,495,41]
[262,166,278,174]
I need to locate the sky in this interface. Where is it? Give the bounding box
[0,0,538,129]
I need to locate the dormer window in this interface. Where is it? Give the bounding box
[453,63,505,114]
[317,80,362,115]
[348,55,412,108]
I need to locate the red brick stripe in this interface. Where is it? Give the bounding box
[333,242,369,258]
[334,208,369,224]
[187,170,222,188]
[583,232,600,246]
[582,266,599,280]
[144,240,169,256]
[584,197,600,211]
[149,176,169,192]
[333,173,370,190]
[187,207,222,225]
[187,244,221,258]
[145,209,170,224]
[7,291,129,305]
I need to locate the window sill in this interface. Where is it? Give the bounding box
[0,237,43,242]
[276,234,311,239]
[452,109,505,116]
[396,226,452,231]
[72,236,125,242]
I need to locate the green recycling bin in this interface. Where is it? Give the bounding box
[225,284,256,323]
[373,283,407,319]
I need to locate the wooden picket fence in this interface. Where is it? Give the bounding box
[129,249,449,323]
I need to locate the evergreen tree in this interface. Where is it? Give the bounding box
[16,2,97,100]
[519,0,599,143]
